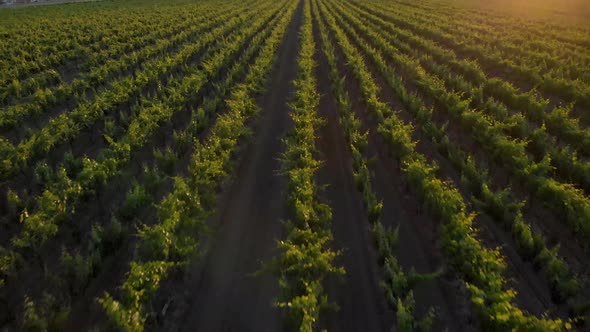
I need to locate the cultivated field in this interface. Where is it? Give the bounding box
[1,0,589,330]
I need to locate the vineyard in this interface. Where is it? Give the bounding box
[0,0,589,330]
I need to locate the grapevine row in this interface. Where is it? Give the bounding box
[330,0,583,306]
[342,0,590,251]
[98,1,296,330]
[11,2,295,329]
[0,2,271,182]
[317,0,569,329]
[0,0,281,289]
[271,1,343,330]
[312,1,436,329]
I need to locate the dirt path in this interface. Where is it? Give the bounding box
[155,3,303,331]
[312,30,392,331]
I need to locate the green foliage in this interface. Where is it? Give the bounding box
[119,183,150,221]
[333,0,586,312]
[90,218,126,258]
[61,250,94,296]
[100,261,175,332]
[101,2,298,329]
[0,246,18,288]
[2,0,588,330]
[22,294,69,332]
[6,189,24,220]
[318,0,571,329]
[314,2,440,329]
[273,3,344,330]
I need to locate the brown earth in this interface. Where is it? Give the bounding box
[313,23,392,331]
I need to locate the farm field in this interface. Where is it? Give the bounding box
[1,0,590,330]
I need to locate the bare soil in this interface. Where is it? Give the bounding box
[313,27,392,331]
